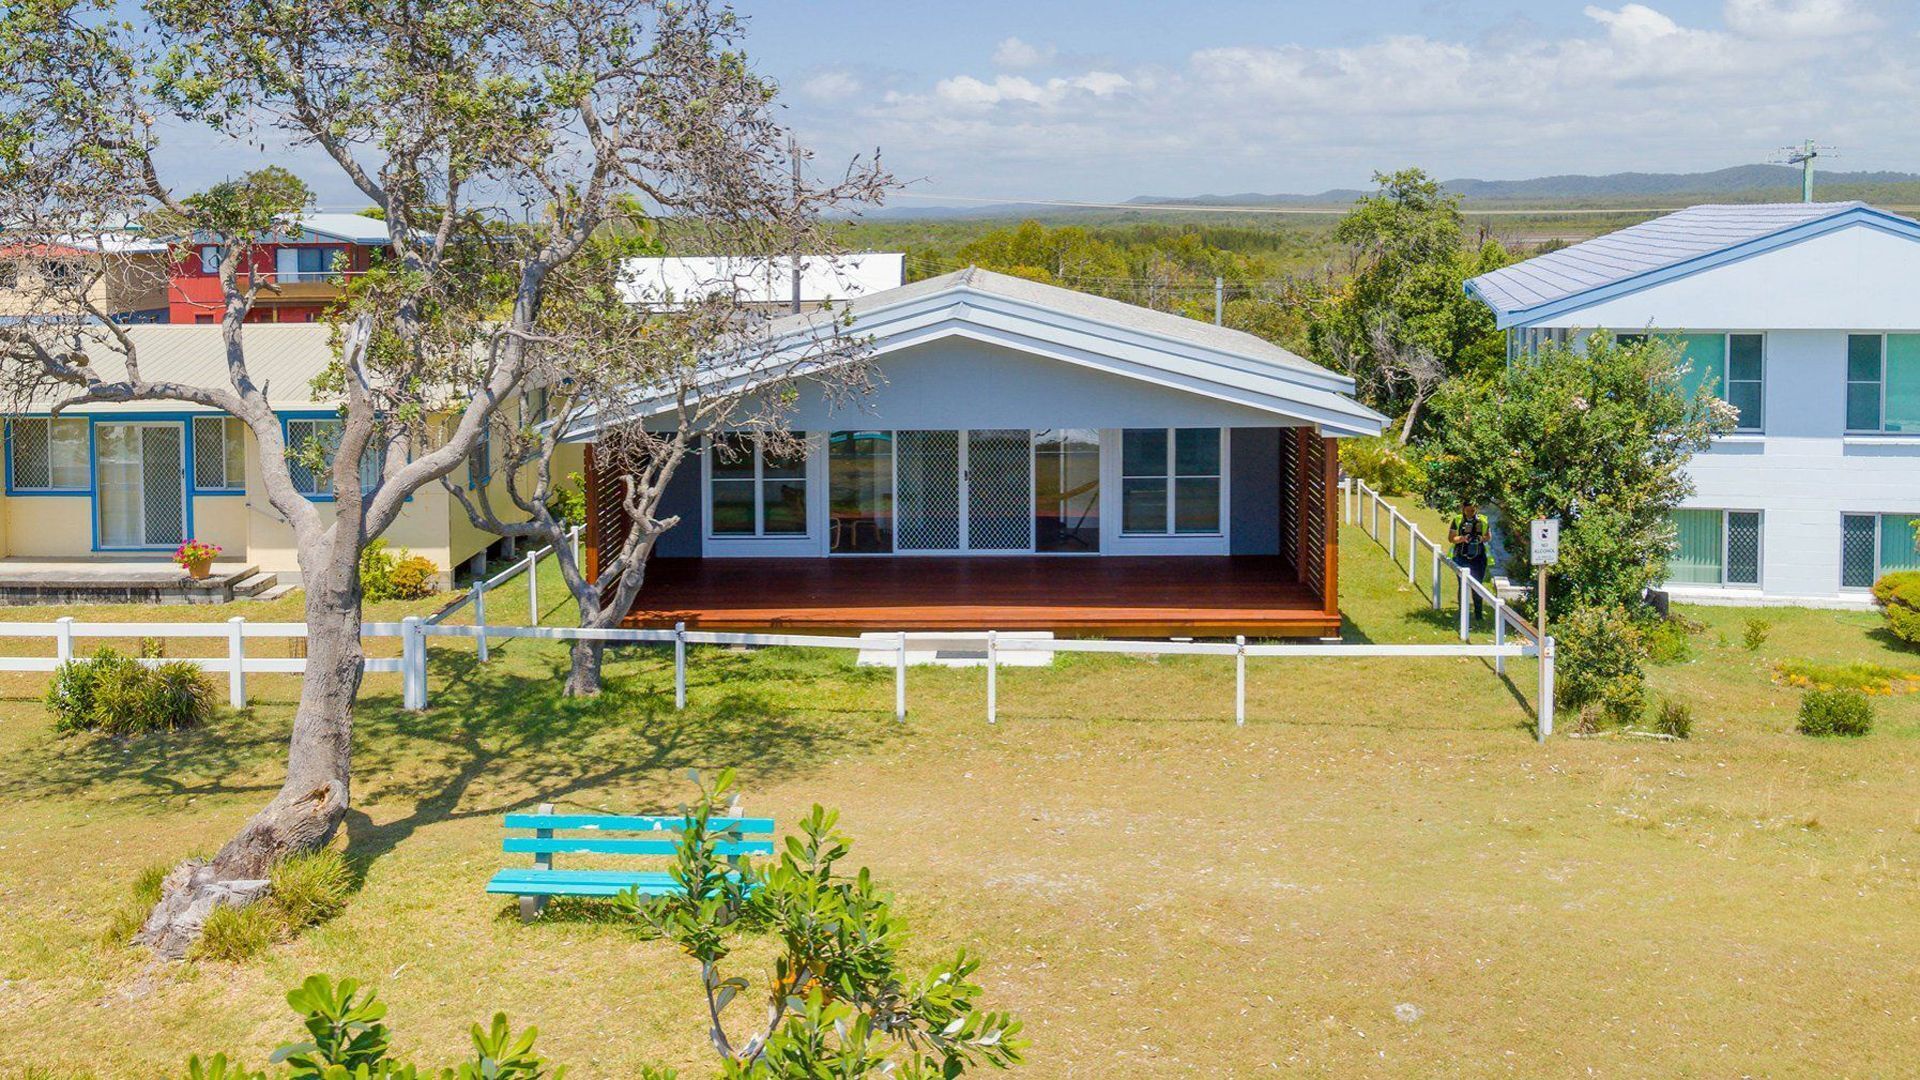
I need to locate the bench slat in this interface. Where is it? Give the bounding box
[487,869,685,897]
[502,837,773,857]
[501,813,776,833]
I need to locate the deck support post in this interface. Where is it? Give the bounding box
[986,630,998,724]
[895,631,907,722]
[226,616,246,708]
[1538,637,1556,741]
[1234,635,1246,727]
[674,621,687,710]
[520,802,554,923]
[472,582,488,663]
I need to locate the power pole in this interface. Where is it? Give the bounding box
[1777,139,1832,203]
[789,138,803,314]
[1214,276,1224,326]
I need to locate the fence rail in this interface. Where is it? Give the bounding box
[0,504,1557,738]
[1343,478,1555,738]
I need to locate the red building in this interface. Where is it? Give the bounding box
[169,213,391,324]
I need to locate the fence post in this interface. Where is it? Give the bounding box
[1370,493,1378,538]
[472,582,488,663]
[1387,510,1397,563]
[1538,636,1556,741]
[1407,531,1419,583]
[401,615,425,711]
[571,525,581,568]
[986,630,998,724]
[1458,566,1472,641]
[226,616,247,709]
[526,551,538,627]
[1341,478,1352,524]
[673,621,687,710]
[1492,600,1507,676]
[1431,547,1443,609]
[894,631,907,722]
[55,615,73,663]
[1234,635,1246,727]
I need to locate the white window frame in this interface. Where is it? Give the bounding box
[1841,511,1920,590]
[1101,427,1231,556]
[1846,333,1886,434]
[1668,508,1763,589]
[1118,428,1224,538]
[7,416,91,492]
[704,432,811,541]
[1724,333,1764,434]
[191,416,247,493]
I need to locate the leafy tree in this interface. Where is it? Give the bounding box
[1303,168,1509,438]
[0,0,879,954]
[1422,334,1734,620]
[622,770,1026,1078]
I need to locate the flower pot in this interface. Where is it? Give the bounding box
[185,559,213,580]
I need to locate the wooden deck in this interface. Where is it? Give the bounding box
[626,556,1340,638]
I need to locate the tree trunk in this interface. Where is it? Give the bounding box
[565,637,604,697]
[137,575,363,958]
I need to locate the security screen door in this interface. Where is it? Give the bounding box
[884,429,1034,553]
[96,422,187,548]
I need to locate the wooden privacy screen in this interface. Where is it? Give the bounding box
[582,444,632,583]
[1278,427,1340,618]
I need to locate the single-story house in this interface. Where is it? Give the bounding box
[0,324,549,600]
[1467,201,1920,606]
[575,267,1387,637]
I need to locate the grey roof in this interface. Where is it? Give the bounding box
[284,213,393,246]
[30,324,338,411]
[1468,202,1874,316]
[771,266,1343,383]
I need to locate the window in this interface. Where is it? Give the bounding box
[709,433,807,537]
[1846,334,1920,433]
[1669,509,1760,586]
[7,417,90,491]
[198,245,221,275]
[1725,334,1763,431]
[192,416,247,492]
[1121,428,1222,535]
[1841,512,1920,588]
[466,428,491,489]
[285,418,382,497]
[828,431,893,553]
[275,246,346,283]
[1034,429,1099,552]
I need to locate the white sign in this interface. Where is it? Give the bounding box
[1530,518,1561,565]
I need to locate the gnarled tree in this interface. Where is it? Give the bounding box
[0,0,865,955]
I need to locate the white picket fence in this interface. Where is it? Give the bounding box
[425,524,584,662]
[1342,477,1557,737]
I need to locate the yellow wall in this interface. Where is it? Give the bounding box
[4,496,94,556]
[190,496,249,557]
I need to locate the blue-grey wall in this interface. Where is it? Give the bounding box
[1229,427,1280,556]
[652,450,704,557]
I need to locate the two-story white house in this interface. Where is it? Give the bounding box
[1467,202,1920,607]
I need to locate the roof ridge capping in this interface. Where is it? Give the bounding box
[1466,201,1920,327]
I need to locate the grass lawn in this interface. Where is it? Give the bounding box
[2,524,1919,1077]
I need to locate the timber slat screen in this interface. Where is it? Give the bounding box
[583,445,631,582]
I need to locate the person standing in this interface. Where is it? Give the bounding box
[1449,499,1491,621]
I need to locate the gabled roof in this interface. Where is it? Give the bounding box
[578,266,1386,437]
[279,213,394,246]
[1466,202,1920,328]
[20,325,337,412]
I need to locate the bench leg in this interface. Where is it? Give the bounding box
[519,894,548,923]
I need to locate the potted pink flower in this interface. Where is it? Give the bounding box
[174,539,222,580]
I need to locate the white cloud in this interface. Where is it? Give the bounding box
[792,3,1911,200]
[798,70,863,102]
[992,36,1058,70]
[1722,0,1879,38]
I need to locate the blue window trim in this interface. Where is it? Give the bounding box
[189,415,248,496]
[4,415,95,496]
[278,410,394,504]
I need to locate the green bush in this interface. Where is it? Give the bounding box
[192,903,279,963]
[268,848,352,929]
[1871,571,1920,648]
[1798,688,1874,737]
[388,555,439,599]
[1643,616,1697,665]
[1653,698,1694,739]
[1339,434,1425,496]
[47,649,216,736]
[1742,616,1772,652]
[1554,604,1648,725]
[546,471,588,526]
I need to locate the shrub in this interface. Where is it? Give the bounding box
[1871,570,1920,648]
[387,555,439,600]
[1339,434,1425,496]
[1742,616,1772,652]
[47,649,215,735]
[546,471,588,526]
[137,635,165,659]
[268,848,352,929]
[1644,616,1697,665]
[1554,604,1648,725]
[1653,698,1694,739]
[359,538,398,601]
[1798,688,1874,737]
[45,648,126,732]
[141,661,218,732]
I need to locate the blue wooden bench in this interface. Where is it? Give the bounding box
[487,801,776,921]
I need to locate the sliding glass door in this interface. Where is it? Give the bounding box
[96,422,187,549]
[1033,429,1099,552]
[966,429,1033,551]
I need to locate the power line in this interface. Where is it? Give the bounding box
[888,190,1711,217]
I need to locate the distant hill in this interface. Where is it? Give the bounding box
[1132,164,1920,207]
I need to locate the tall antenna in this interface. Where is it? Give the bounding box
[1773,139,1836,203]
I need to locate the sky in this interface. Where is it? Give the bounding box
[152,0,1920,208]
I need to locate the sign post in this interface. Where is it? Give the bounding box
[1529,518,1560,636]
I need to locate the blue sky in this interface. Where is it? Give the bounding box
[156,1,1920,207]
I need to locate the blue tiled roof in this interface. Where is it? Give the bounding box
[1466,202,1904,321]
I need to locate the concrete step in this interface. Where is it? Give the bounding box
[249,583,298,603]
[232,571,279,597]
